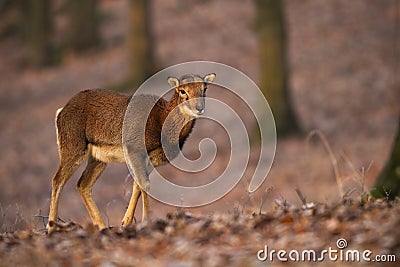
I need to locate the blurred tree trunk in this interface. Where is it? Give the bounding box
[372,117,400,199]
[128,0,156,89]
[64,0,99,51]
[256,0,299,136]
[21,0,52,66]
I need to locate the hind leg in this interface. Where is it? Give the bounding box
[47,107,88,234]
[47,154,85,234]
[77,155,107,229]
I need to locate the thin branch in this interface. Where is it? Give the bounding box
[341,152,374,194]
[33,215,66,224]
[343,188,356,199]
[33,214,47,228]
[259,186,273,214]
[307,130,344,198]
[295,187,307,206]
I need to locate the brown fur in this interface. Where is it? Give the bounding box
[47,73,215,233]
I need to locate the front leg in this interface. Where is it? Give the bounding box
[122,181,141,227]
[141,189,150,221]
[122,153,151,226]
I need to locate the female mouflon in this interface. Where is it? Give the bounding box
[47,73,215,234]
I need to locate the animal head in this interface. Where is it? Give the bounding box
[167,73,216,117]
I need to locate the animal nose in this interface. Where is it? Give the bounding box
[196,105,204,115]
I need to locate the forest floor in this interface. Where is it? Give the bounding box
[1,198,399,266]
[0,0,399,266]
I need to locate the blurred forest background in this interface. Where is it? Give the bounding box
[0,0,399,231]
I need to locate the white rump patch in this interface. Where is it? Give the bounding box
[55,107,63,152]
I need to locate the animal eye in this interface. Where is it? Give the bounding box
[179,90,187,95]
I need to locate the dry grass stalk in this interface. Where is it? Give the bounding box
[307,130,344,199]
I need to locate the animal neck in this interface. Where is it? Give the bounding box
[165,92,181,116]
[162,92,195,145]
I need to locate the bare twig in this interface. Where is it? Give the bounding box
[307,130,344,198]
[33,214,47,228]
[360,161,373,193]
[343,188,356,199]
[295,187,307,206]
[383,188,392,201]
[259,186,273,214]
[57,216,66,223]
[32,214,66,225]
[124,173,133,200]
[105,200,117,228]
[341,152,373,194]
[240,191,252,214]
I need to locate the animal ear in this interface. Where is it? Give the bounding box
[167,76,179,88]
[203,73,216,83]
